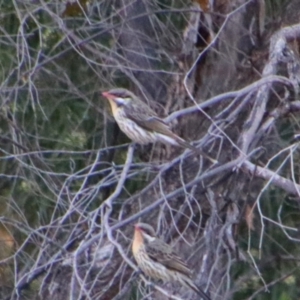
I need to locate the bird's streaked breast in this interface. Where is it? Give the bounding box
[134,246,172,281]
[114,108,157,144]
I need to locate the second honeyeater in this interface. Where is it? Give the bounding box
[132,223,211,300]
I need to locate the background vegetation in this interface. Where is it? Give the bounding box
[0,0,299,299]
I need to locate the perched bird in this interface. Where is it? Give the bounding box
[102,88,216,163]
[132,223,211,300]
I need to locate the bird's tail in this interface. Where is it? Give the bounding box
[184,278,211,300]
[175,136,197,151]
[175,136,217,164]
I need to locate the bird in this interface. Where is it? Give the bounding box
[131,222,211,300]
[101,88,216,163]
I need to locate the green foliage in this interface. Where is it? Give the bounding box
[0,0,300,299]
[233,187,300,299]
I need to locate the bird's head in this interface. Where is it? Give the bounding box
[134,223,156,243]
[102,88,134,107]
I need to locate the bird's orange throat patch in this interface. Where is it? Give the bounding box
[107,98,119,117]
[132,229,144,254]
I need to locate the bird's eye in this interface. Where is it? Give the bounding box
[113,93,129,100]
[142,228,154,237]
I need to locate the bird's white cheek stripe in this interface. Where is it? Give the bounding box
[143,234,156,243]
[114,97,126,106]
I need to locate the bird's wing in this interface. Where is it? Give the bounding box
[124,103,199,151]
[124,104,176,136]
[146,239,192,277]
